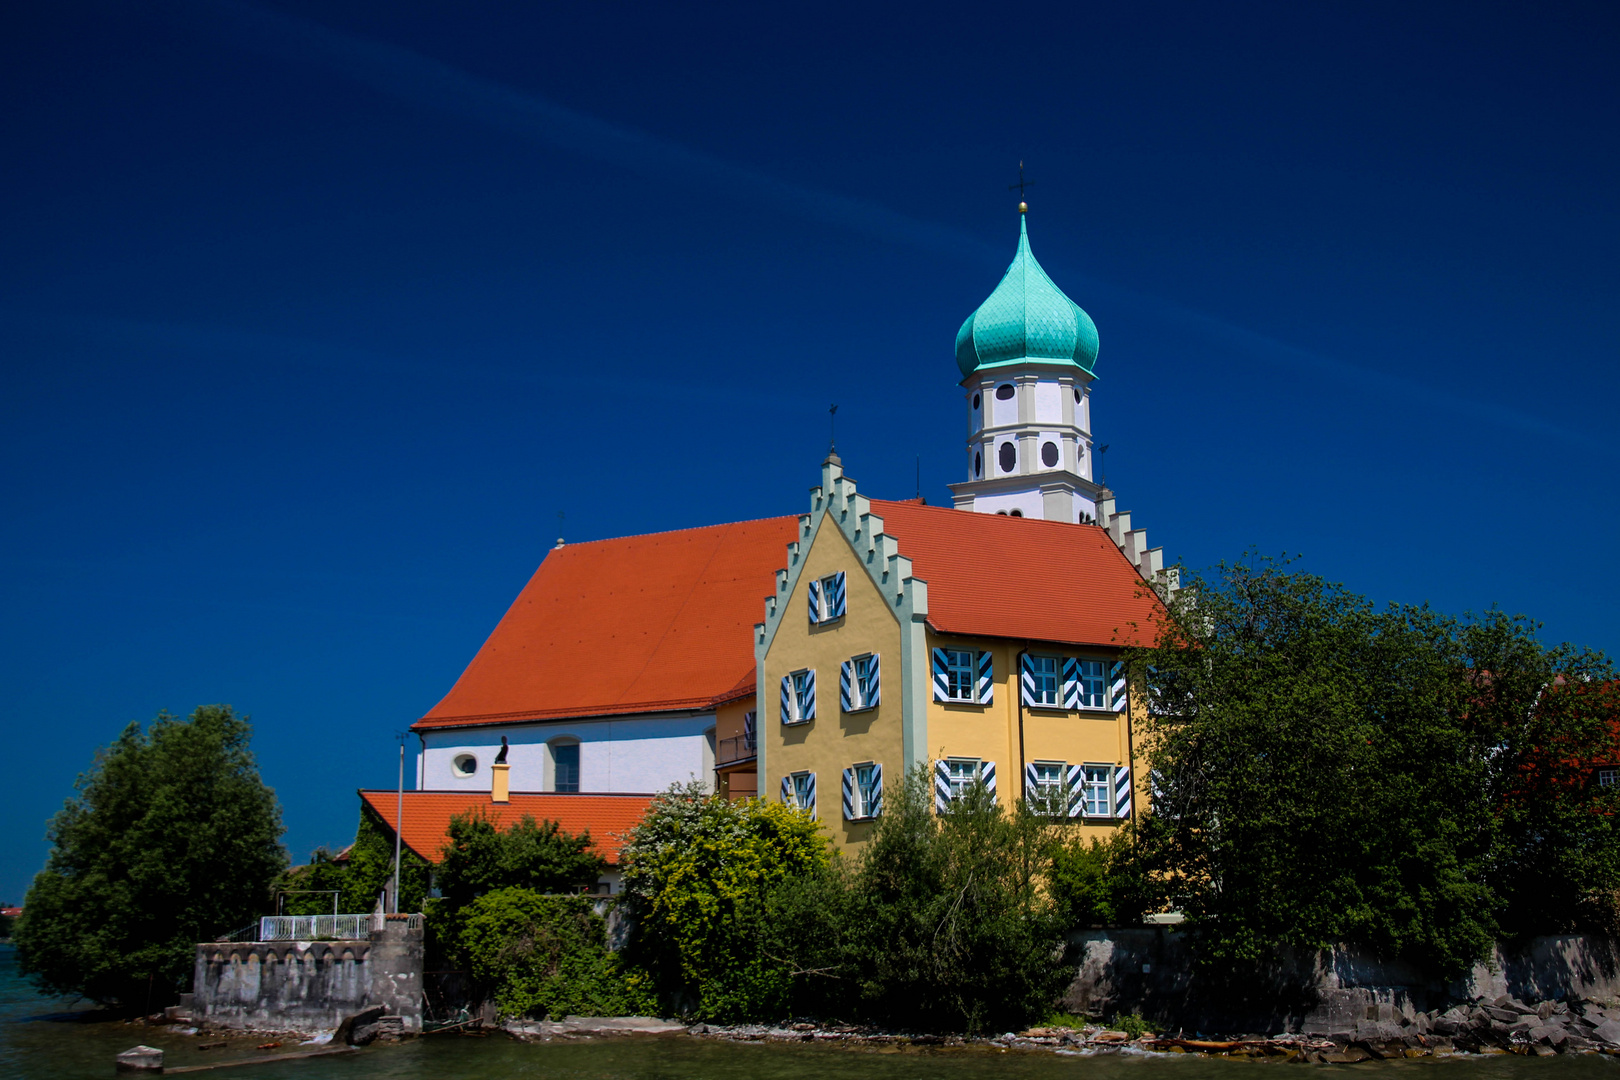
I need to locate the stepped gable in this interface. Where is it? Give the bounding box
[415,515,798,730]
[359,790,655,865]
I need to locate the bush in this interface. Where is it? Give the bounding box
[1049,828,1154,929]
[459,888,651,1019]
[437,808,607,907]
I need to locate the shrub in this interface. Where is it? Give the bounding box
[1048,828,1154,928]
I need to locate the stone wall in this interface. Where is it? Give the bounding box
[191,916,423,1034]
[1061,929,1620,1034]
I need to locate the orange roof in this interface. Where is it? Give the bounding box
[867,499,1167,647]
[359,790,654,866]
[415,516,798,730]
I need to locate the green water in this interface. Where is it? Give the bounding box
[3,945,1616,1080]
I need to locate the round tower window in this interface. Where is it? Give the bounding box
[1074,388,1082,403]
[1041,441,1060,468]
[995,384,1015,400]
[972,392,981,410]
[452,754,477,777]
[974,451,982,477]
[998,441,1016,473]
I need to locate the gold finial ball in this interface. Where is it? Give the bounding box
[1018,201,1028,213]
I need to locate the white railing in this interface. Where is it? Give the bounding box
[257,914,374,941]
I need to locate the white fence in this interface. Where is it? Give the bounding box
[257,914,374,941]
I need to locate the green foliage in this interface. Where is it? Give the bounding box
[273,847,350,916]
[0,911,13,939]
[1110,1011,1153,1038]
[841,765,1069,1033]
[16,706,286,1006]
[1048,828,1154,928]
[340,806,431,914]
[458,887,652,1019]
[618,783,832,1021]
[436,809,607,907]
[1132,556,1619,978]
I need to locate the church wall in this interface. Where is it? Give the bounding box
[762,514,903,852]
[419,713,715,794]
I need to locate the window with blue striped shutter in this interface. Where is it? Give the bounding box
[1113,765,1132,819]
[1109,660,1129,713]
[841,767,855,820]
[976,650,994,704]
[867,763,882,817]
[839,660,855,712]
[1064,764,1086,818]
[796,669,817,720]
[933,759,952,812]
[979,760,997,803]
[779,775,793,804]
[1021,655,1059,707]
[779,674,793,724]
[806,578,822,625]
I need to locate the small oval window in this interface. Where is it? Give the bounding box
[452,754,477,777]
[1074,388,1082,403]
[972,392,981,410]
[999,441,1016,473]
[974,451,982,477]
[995,384,1015,400]
[1041,441,1060,468]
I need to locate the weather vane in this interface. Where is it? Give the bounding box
[1008,160,1034,211]
[829,403,838,457]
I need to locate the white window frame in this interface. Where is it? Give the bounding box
[849,652,879,711]
[790,770,815,813]
[1075,657,1108,710]
[788,668,815,723]
[1030,760,1067,814]
[815,573,843,621]
[945,757,981,802]
[1081,763,1113,818]
[942,649,976,702]
[1599,768,1618,788]
[1027,654,1060,708]
[852,761,879,819]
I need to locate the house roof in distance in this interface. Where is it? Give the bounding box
[867,498,1166,648]
[415,515,798,731]
[358,790,654,866]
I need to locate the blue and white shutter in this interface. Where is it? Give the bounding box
[1023,763,1041,806]
[1061,657,1082,710]
[869,764,883,817]
[839,660,855,712]
[1019,654,1038,707]
[826,571,847,619]
[931,648,950,702]
[1065,764,1086,819]
[976,651,994,704]
[861,655,880,707]
[799,670,817,720]
[803,772,817,819]
[779,675,794,723]
[841,768,855,821]
[979,760,997,803]
[807,578,823,625]
[1113,765,1132,819]
[934,759,952,812]
[1109,660,1129,714]
[780,775,793,804]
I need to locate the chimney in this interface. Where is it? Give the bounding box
[491,735,511,803]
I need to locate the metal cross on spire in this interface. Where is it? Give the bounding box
[828,403,839,458]
[1008,161,1035,207]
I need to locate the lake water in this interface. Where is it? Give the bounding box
[4,945,1616,1080]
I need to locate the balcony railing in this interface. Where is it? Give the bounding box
[716,734,756,766]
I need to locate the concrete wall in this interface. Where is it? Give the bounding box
[1061,928,1620,1034]
[192,917,423,1034]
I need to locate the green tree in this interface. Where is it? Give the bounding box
[16,706,286,1006]
[1048,826,1155,929]
[272,846,351,916]
[436,808,607,908]
[1130,557,1618,978]
[842,766,1068,1033]
[617,783,832,1021]
[339,805,431,915]
[458,887,652,1019]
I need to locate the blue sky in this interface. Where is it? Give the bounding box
[2,1,1616,903]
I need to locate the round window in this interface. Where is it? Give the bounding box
[995,384,1015,400]
[1041,441,1060,468]
[1073,387,1082,403]
[972,392,981,410]
[998,441,1016,473]
[452,754,477,778]
[973,450,982,477]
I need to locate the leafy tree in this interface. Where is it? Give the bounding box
[617,783,831,1021]
[339,805,432,915]
[272,846,352,916]
[1048,826,1154,929]
[841,765,1068,1033]
[1131,557,1618,978]
[458,888,653,1019]
[16,706,286,1006]
[436,809,607,908]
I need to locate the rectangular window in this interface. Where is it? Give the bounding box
[1600,768,1618,788]
[1082,764,1112,817]
[944,649,976,701]
[1028,655,1059,707]
[853,654,879,709]
[946,758,980,802]
[791,771,816,813]
[1031,760,1066,814]
[793,670,815,719]
[1077,659,1106,709]
[853,762,879,818]
[553,743,580,793]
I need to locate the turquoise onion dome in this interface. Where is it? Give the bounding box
[955,213,1099,379]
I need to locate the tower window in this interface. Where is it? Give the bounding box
[974,450,981,477]
[1041,441,1059,468]
[995,384,1015,400]
[452,754,477,778]
[972,392,981,409]
[1074,388,1082,403]
[999,441,1016,473]
[553,742,580,792]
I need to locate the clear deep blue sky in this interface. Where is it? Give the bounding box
[3,1,1616,903]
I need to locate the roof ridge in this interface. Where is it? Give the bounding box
[547,512,798,550]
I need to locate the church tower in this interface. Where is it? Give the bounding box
[947,206,1104,523]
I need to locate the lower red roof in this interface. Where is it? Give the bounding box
[358,790,654,867]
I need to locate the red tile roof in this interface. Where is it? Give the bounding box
[359,790,653,866]
[867,499,1167,648]
[414,516,798,730]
